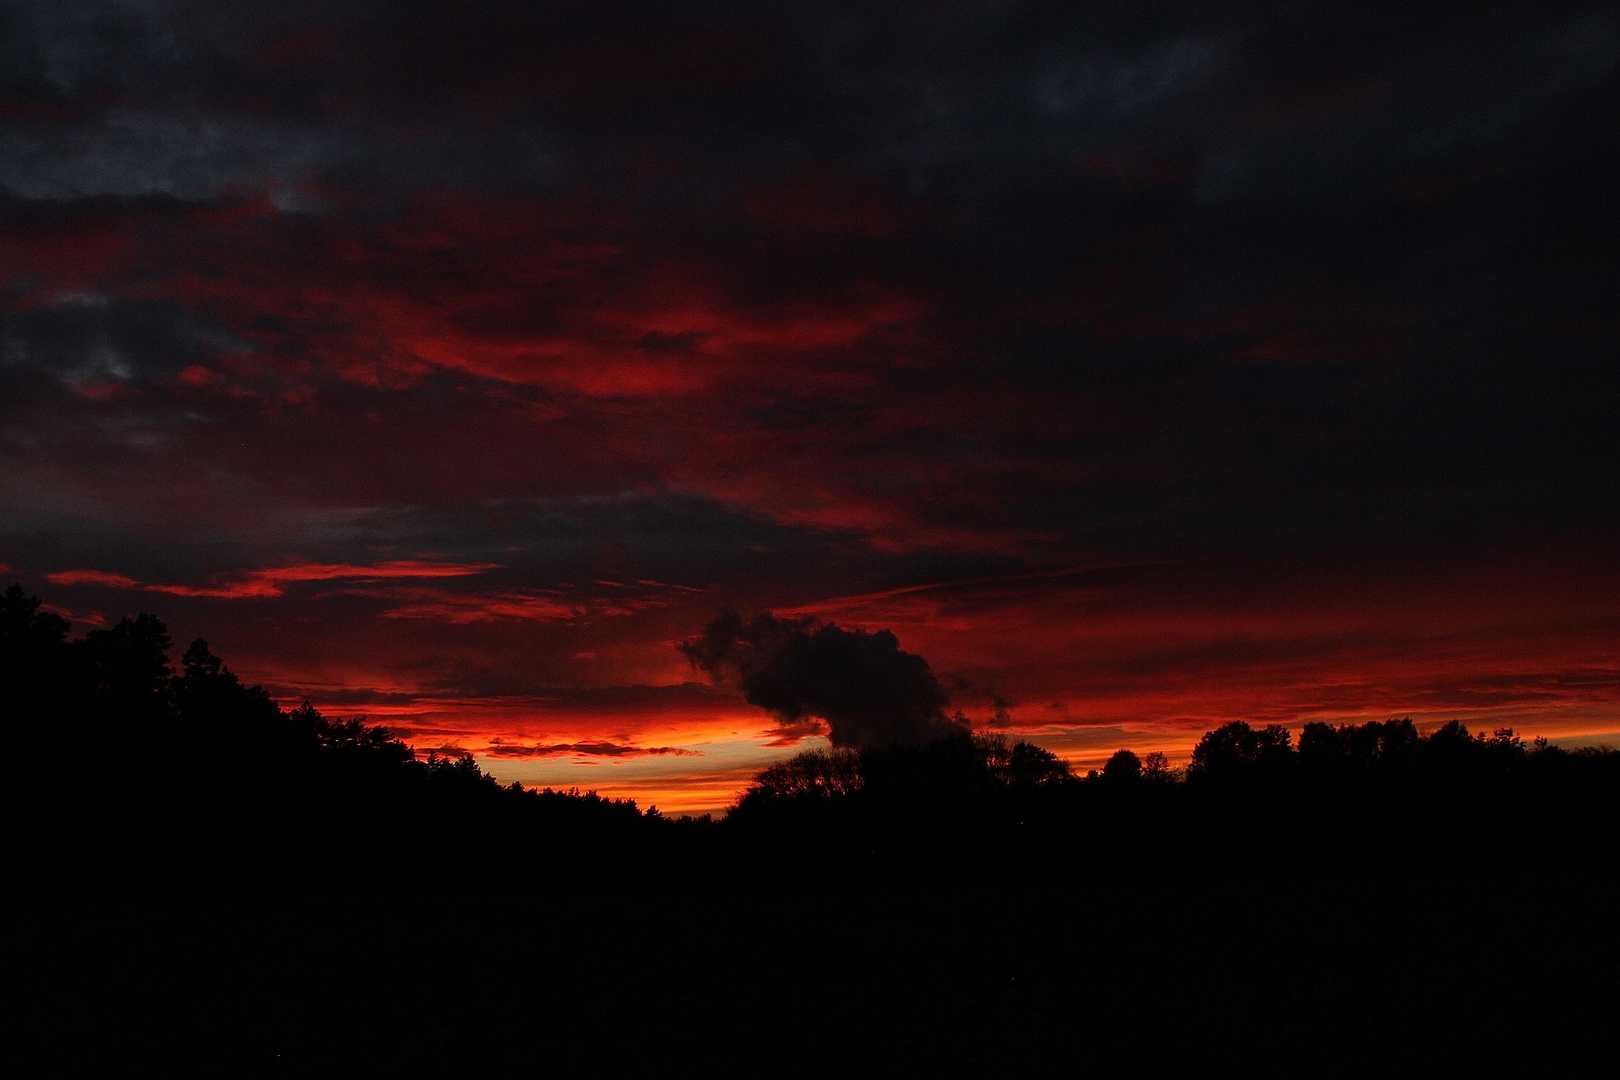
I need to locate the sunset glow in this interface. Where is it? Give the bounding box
[4,2,1616,815]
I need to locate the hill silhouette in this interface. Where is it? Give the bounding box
[7,583,1619,1074]
[4,584,658,888]
[8,582,1617,887]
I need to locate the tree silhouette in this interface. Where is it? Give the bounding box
[1101,749,1143,784]
[1004,740,1072,789]
[744,747,864,803]
[1187,721,1294,781]
[81,613,175,717]
[2,583,72,719]
[1140,751,1176,782]
[4,583,664,887]
[6,581,1618,891]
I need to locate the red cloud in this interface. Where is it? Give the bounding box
[175,365,225,387]
[4,183,1027,555]
[780,550,1620,738]
[46,570,142,588]
[46,560,498,600]
[0,201,141,299]
[146,191,923,399]
[485,741,701,758]
[377,589,578,624]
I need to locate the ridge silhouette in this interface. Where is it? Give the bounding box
[8,584,1619,1075]
[4,583,655,887]
[5,583,1618,887]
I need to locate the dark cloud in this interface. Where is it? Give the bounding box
[681,611,966,749]
[943,673,1016,728]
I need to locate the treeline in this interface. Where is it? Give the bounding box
[726,718,1620,880]
[3,585,661,887]
[6,584,1618,887]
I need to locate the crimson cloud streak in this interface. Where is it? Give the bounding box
[3,2,1618,813]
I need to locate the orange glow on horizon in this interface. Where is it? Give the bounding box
[218,547,1618,815]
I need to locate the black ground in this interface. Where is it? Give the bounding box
[12,872,1616,1076]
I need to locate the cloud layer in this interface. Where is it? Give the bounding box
[3,1,1617,810]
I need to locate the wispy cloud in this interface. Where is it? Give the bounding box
[46,560,499,599]
[486,741,701,758]
[45,569,142,588]
[365,578,707,623]
[376,588,577,623]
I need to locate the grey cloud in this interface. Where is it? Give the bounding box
[1196,9,1620,203]
[1,294,235,383]
[1034,36,1230,117]
[0,111,356,201]
[681,611,967,750]
[0,109,560,202]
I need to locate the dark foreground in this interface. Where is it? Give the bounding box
[12,872,1616,1076]
[7,588,1617,1073]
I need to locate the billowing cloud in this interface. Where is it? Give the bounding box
[680,611,968,749]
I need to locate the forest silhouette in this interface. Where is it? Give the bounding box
[7,583,1617,886]
[9,583,1620,1074]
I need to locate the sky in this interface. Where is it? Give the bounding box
[4,1,1618,814]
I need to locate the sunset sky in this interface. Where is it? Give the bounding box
[4,2,1617,814]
